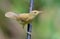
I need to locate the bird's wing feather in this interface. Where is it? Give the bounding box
[18,14,30,22]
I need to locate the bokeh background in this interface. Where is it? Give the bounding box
[0,0,60,39]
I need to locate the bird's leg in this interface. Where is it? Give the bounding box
[18,20,25,28]
[20,22,26,29]
[22,24,25,29]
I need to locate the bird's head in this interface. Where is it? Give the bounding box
[31,10,42,16]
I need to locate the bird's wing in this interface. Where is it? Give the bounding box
[18,14,30,22]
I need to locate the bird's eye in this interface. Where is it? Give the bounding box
[34,12,37,13]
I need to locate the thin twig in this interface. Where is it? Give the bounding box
[27,0,34,39]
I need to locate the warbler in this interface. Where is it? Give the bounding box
[5,10,42,28]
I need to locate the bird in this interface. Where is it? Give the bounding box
[5,10,42,28]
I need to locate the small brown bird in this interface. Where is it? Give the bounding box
[5,10,42,28]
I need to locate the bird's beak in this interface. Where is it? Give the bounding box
[39,11,43,14]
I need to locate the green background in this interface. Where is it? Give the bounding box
[0,0,60,39]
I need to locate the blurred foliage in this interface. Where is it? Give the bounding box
[0,0,60,39]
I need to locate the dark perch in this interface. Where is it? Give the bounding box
[27,0,34,39]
